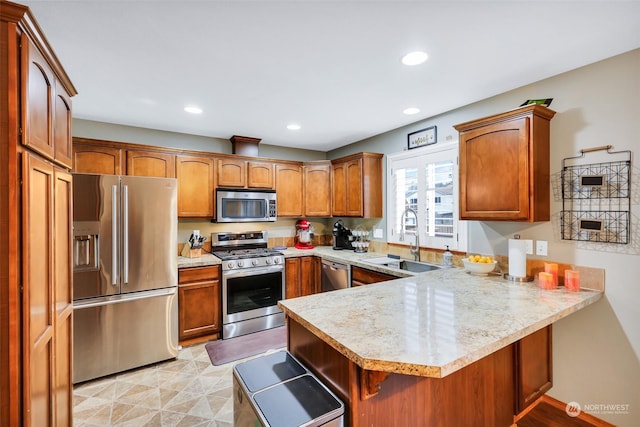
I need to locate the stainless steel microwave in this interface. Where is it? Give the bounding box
[216,189,277,222]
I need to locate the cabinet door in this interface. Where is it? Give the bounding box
[275,163,303,217]
[285,258,301,299]
[22,152,55,426]
[217,158,246,187]
[331,162,347,216]
[515,325,552,414]
[178,266,221,344]
[176,155,215,218]
[72,143,123,175]
[22,34,54,161]
[286,257,319,298]
[345,158,364,216]
[456,105,554,222]
[248,161,274,189]
[53,169,73,425]
[126,150,175,178]
[52,83,72,168]
[300,257,320,296]
[304,162,331,217]
[459,118,530,220]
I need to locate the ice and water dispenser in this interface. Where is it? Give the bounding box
[73,221,99,272]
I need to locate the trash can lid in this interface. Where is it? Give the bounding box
[253,374,344,427]
[233,350,307,393]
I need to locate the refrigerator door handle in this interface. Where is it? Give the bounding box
[111,184,118,286]
[123,184,129,284]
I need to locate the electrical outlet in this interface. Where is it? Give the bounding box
[524,239,533,255]
[536,240,548,256]
[373,228,383,239]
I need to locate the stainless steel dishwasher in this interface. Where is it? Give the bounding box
[321,259,351,292]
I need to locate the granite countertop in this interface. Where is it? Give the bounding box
[178,245,417,277]
[278,267,603,379]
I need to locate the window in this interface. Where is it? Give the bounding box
[387,142,466,251]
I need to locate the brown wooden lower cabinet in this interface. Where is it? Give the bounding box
[351,265,397,286]
[288,318,553,426]
[515,325,553,413]
[178,266,221,346]
[285,256,320,298]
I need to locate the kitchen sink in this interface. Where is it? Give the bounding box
[359,257,443,273]
[397,260,442,273]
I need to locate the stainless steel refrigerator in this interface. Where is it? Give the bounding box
[72,173,178,383]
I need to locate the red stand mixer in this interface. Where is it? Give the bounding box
[294,219,315,249]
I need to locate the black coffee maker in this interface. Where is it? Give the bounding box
[332,219,354,250]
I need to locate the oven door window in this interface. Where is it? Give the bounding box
[226,272,282,315]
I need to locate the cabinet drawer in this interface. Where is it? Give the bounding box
[351,266,396,286]
[178,265,220,284]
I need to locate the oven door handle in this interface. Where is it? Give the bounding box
[223,265,284,278]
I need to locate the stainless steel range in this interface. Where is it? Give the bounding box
[211,231,285,339]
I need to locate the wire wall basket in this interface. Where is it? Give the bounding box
[561,145,631,244]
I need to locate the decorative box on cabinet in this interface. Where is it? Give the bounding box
[178,266,221,345]
[331,152,383,218]
[455,105,556,222]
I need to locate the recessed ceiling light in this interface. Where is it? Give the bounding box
[402,51,428,66]
[403,107,420,115]
[287,123,301,130]
[184,106,202,114]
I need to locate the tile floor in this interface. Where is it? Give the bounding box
[73,342,277,426]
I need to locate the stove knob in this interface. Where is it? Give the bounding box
[265,258,272,265]
[273,257,281,264]
[252,259,259,266]
[227,262,235,269]
[237,260,244,268]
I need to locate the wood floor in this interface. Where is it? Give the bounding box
[515,395,615,427]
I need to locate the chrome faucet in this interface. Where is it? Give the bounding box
[400,207,420,262]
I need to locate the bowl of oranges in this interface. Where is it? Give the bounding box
[462,254,497,275]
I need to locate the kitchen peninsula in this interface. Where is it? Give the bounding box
[278,267,602,426]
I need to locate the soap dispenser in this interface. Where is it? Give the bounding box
[443,245,453,267]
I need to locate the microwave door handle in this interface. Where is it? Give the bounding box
[111,184,118,286]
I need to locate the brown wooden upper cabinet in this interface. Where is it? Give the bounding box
[303,161,331,217]
[73,141,123,175]
[126,150,175,178]
[455,105,556,222]
[22,34,74,169]
[176,155,215,218]
[217,158,275,189]
[217,158,246,187]
[275,162,303,217]
[331,152,383,218]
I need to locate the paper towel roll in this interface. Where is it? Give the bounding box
[508,239,527,278]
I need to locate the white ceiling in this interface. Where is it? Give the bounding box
[20,0,640,152]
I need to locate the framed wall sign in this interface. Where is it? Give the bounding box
[408,126,437,150]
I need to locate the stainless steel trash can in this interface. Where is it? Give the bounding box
[233,350,344,427]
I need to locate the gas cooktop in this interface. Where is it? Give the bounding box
[212,248,282,261]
